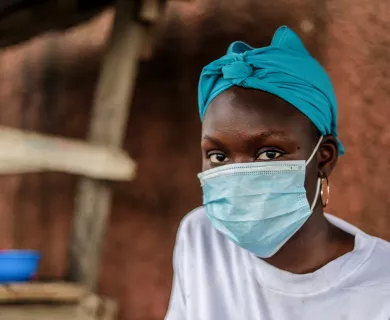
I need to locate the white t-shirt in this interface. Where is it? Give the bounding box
[165,207,390,320]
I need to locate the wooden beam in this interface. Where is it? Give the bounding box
[0,0,111,49]
[0,282,87,303]
[0,293,117,320]
[67,0,144,290]
[0,126,136,180]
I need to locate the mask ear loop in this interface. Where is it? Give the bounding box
[306,136,324,166]
[310,178,321,212]
[307,136,324,212]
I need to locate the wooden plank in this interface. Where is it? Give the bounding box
[0,126,136,180]
[0,305,91,320]
[0,282,87,303]
[0,294,117,320]
[0,0,110,49]
[67,0,143,290]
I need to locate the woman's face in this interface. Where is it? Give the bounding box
[201,86,337,206]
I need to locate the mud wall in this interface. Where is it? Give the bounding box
[0,1,389,319]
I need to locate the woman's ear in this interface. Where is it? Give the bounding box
[318,135,338,178]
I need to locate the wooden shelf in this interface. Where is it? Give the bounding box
[0,282,87,303]
[0,282,117,320]
[0,126,137,181]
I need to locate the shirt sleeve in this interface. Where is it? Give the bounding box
[165,226,186,320]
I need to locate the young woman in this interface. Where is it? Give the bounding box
[165,26,390,320]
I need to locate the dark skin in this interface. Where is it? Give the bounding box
[201,87,354,274]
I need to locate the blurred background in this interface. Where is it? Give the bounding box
[0,0,389,319]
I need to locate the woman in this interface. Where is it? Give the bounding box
[165,26,390,320]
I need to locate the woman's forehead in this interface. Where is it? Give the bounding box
[202,87,314,137]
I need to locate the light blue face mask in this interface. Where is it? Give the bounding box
[198,137,323,258]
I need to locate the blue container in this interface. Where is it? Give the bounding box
[0,250,41,284]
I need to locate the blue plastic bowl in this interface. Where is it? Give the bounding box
[0,250,41,284]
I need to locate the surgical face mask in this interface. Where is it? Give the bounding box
[198,137,323,258]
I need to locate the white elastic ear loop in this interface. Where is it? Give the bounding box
[306,136,324,166]
[307,136,324,211]
[310,178,321,212]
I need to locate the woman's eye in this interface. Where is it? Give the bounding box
[208,153,229,164]
[257,150,282,161]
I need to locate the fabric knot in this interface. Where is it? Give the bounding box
[222,61,253,85]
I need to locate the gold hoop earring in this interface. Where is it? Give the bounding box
[321,176,330,208]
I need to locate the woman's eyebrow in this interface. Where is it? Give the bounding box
[248,129,289,140]
[202,130,289,145]
[201,135,226,149]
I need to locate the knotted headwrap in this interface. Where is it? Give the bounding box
[198,26,344,155]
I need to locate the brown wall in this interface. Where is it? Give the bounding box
[0,1,389,319]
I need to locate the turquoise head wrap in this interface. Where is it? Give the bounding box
[198,26,344,155]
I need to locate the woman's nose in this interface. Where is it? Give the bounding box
[231,153,254,164]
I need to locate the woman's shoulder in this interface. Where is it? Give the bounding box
[179,206,208,229]
[370,235,390,257]
[176,206,229,250]
[177,206,212,239]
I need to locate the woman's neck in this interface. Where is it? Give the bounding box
[263,209,355,274]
